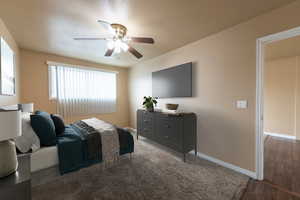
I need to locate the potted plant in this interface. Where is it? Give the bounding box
[142,96,157,112]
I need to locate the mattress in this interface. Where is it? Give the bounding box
[31,146,58,172]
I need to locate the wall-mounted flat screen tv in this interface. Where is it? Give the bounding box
[152,62,192,98]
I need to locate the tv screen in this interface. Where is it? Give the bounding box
[152,62,192,98]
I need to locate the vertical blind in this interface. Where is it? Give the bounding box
[48,63,117,118]
[1,37,15,96]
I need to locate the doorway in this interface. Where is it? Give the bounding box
[256,26,300,183]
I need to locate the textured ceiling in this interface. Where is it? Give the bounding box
[0,0,296,67]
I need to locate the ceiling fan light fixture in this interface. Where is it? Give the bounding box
[108,39,129,53]
[115,46,121,54]
[78,20,154,59]
[120,42,129,52]
[115,39,122,53]
[107,40,115,50]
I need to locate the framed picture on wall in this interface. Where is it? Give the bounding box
[0,37,15,96]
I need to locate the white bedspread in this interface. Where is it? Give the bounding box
[82,118,120,164]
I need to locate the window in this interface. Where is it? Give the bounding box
[48,66,57,99]
[0,37,15,96]
[48,62,117,117]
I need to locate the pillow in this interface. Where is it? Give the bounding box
[51,114,65,136]
[30,111,56,146]
[15,113,40,153]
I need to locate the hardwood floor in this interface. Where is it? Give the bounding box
[242,179,300,200]
[242,136,300,200]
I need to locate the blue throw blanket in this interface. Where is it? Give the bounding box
[56,124,102,174]
[56,123,134,175]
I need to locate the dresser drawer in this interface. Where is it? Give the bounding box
[137,110,143,134]
[156,115,183,149]
[142,112,154,130]
[142,117,153,127]
[137,109,197,162]
[142,111,154,122]
[141,126,153,137]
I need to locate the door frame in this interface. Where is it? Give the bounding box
[256,26,300,180]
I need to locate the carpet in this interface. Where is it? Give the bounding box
[32,137,249,200]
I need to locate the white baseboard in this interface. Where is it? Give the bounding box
[190,151,257,179]
[264,132,296,140]
[131,126,256,179]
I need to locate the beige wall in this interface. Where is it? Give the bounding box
[265,35,300,61]
[0,18,20,106]
[20,49,130,127]
[264,57,298,136]
[129,1,300,172]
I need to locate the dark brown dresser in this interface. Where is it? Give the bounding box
[137,109,197,161]
[0,154,31,200]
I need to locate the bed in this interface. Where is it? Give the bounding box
[31,146,59,172]
[31,128,134,173]
[1,105,134,174]
[32,120,134,174]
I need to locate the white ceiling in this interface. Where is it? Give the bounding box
[0,0,296,67]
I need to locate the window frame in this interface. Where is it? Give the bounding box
[47,61,118,101]
[0,37,16,96]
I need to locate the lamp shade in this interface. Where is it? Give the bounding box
[18,103,34,113]
[0,110,21,141]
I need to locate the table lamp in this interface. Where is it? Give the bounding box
[18,103,34,113]
[0,110,22,178]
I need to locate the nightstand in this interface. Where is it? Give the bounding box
[0,154,31,200]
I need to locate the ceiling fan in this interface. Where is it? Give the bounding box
[74,20,155,59]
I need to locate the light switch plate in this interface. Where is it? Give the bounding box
[236,100,248,109]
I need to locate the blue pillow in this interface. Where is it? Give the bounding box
[51,114,65,136]
[30,111,56,146]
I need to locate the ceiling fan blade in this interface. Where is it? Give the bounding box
[97,20,111,26]
[74,37,107,40]
[128,46,143,59]
[97,20,115,35]
[130,37,154,44]
[105,48,114,57]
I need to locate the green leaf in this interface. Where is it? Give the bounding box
[142,96,159,108]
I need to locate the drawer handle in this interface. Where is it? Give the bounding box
[165,125,171,128]
[144,120,149,123]
[164,135,169,139]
